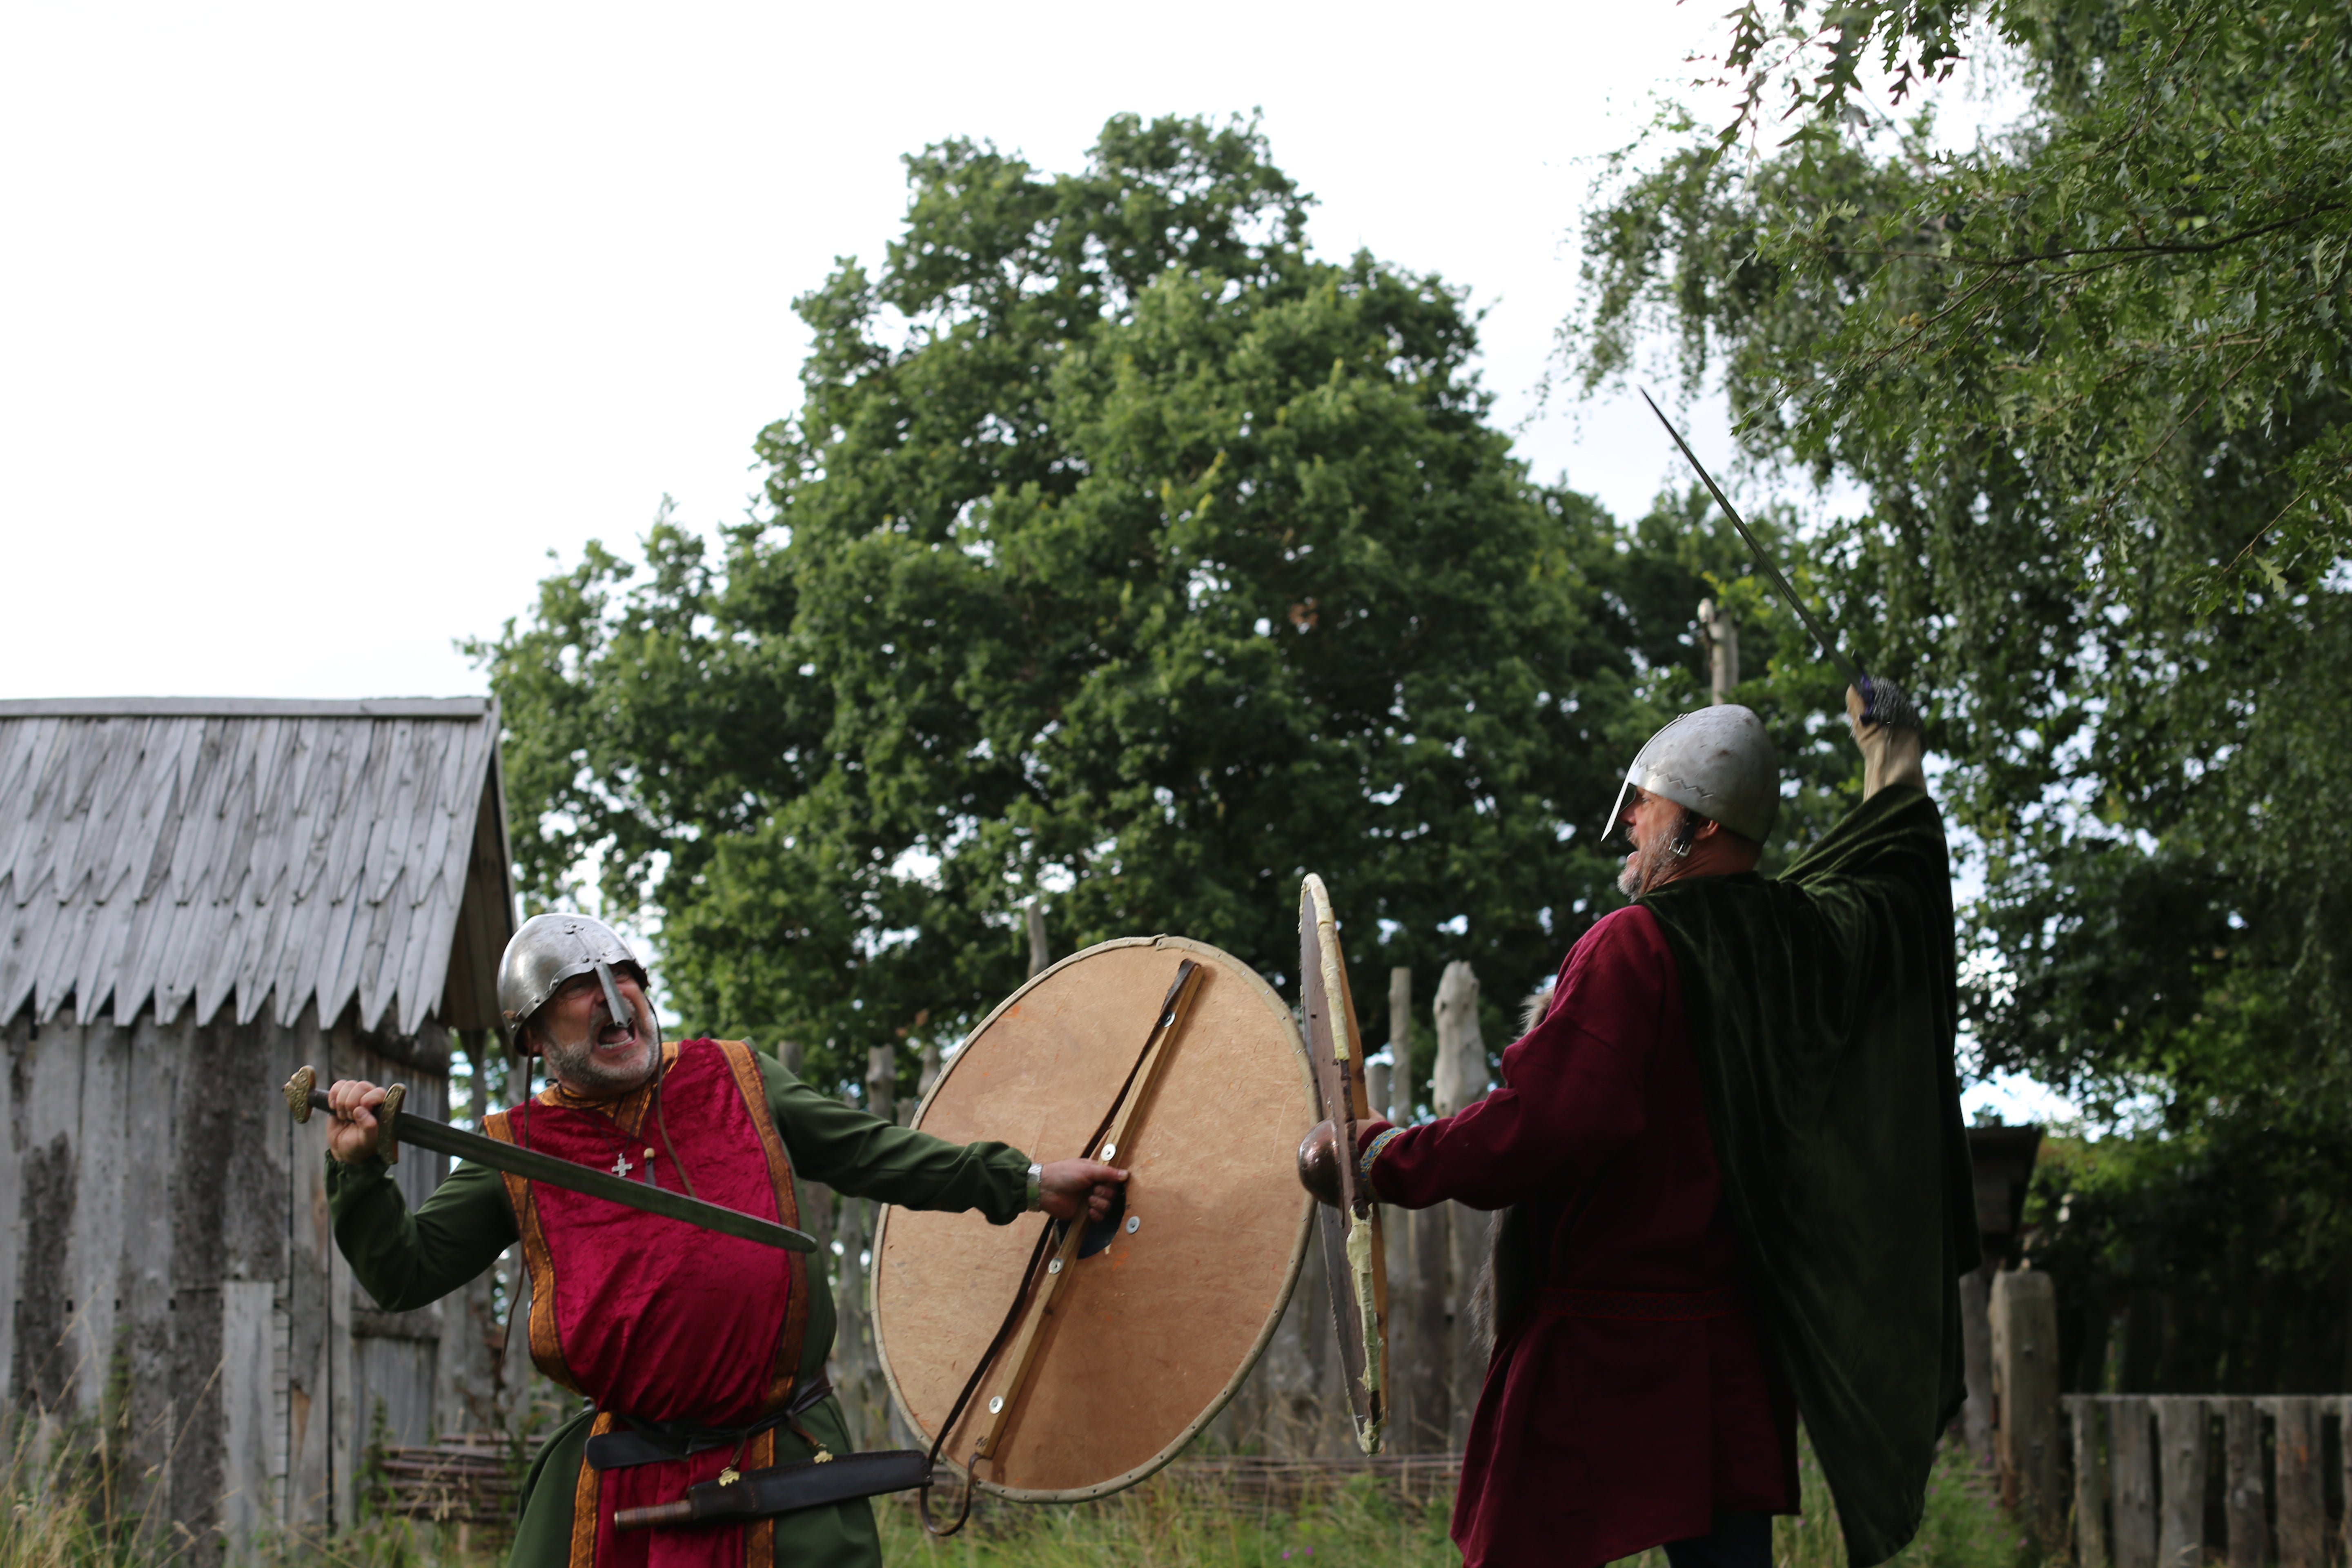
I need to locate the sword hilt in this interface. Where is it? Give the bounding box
[283,1065,407,1164]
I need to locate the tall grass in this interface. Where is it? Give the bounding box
[878,1471,1460,1568]
[0,1412,501,1568]
[878,1438,2036,1568]
[0,1415,2028,1568]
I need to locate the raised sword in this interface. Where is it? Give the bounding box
[1639,389,1866,694]
[282,1065,817,1253]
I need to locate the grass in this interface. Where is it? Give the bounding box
[0,1411,505,1568]
[877,1471,1460,1568]
[0,1408,2030,1568]
[878,1437,2035,1568]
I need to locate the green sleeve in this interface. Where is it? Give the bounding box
[325,1155,519,1312]
[754,1053,1030,1225]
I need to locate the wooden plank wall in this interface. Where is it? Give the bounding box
[2,1002,457,1563]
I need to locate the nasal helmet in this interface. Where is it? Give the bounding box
[1603,705,1780,845]
[496,912,646,1048]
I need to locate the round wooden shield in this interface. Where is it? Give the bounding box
[872,935,1317,1501]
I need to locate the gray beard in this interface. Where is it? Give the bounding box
[543,1030,657,1096]
[1616,830,1684,897]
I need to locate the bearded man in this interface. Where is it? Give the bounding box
[1354,684,1976,1568]
[322,915,1124,1568]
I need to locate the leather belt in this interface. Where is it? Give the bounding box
[585,1372,835,1471]
[1538,1286,1742,1322]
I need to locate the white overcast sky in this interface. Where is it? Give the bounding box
[2,4,2064,1116]
[1,0,1779,705]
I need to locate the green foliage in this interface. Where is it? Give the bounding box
[2026,1120,2352,1391]
[476,114,1836,1096]
[1570,0,2352,1117]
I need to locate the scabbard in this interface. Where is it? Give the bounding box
[611,1450,935,1531]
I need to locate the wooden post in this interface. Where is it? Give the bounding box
[2268,1397,2325,1568]
[2220,1398,2266,1568]
[1388,969,1414,1129]
[1433,960,1488,1448]
[1992,1270,2065,1541]
[2108,1397,2156,1568]
[2067,1397,2109,1568]
[1026,901,1051,977]
[2340,1397,2352,1568]
[1698,599,1740,703]
[2152,1397,2207,1568]
[1960,1261,1996,1468]
[1391,965,1447,1453]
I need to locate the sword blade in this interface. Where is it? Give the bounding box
[1639,389,1865,693]
[308,1087,817,1252]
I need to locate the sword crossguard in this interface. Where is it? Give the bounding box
[283,1066,316,1122]
[379,1083,406,1165]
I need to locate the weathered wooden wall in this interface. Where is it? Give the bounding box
[0,1000,479,1562]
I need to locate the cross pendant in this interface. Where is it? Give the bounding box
[610,1152,634,1179]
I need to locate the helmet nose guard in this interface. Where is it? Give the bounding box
[1602,706,1782,847]
[497,913,644,1045]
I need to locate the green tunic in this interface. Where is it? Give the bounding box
[327,1051,1030,1568]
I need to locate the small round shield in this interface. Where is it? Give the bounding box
[872,935,1317,1501]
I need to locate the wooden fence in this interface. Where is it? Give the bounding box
[2064,1396,2350,1568]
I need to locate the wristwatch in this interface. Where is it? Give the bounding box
[1025,1162,1043,1212]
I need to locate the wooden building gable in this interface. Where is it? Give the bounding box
[0,697,516,1039]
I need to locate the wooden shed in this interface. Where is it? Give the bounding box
[0,697,518,1553]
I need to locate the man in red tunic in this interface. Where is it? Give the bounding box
[323,914,1126,1568]
[1353,684,1969,1568]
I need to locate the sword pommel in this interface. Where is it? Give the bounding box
[284,1066,316,1123]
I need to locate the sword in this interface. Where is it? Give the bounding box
[283,1066,817,1253]
[1639,389,1867,694]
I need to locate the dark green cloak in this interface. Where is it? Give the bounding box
[1639,785,1980,1566]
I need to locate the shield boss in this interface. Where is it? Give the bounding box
[873,935,1317,1500]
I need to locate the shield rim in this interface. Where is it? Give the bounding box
[871,933,1319,1503]
[1299,875,1391,1453]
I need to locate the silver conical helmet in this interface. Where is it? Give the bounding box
[497,912,644,1038]
[1603,705,1780,844]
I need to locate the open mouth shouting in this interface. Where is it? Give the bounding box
[592,1009,642,1057]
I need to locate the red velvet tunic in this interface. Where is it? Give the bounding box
[1363,905,1797,1568]
[484,1038,811,1568]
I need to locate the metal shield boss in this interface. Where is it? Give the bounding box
[1297,875,1391,1454]
[1603,704,1781,845]
[872,937,1319,1500]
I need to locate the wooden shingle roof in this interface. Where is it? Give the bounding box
[0,698,517,1036]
